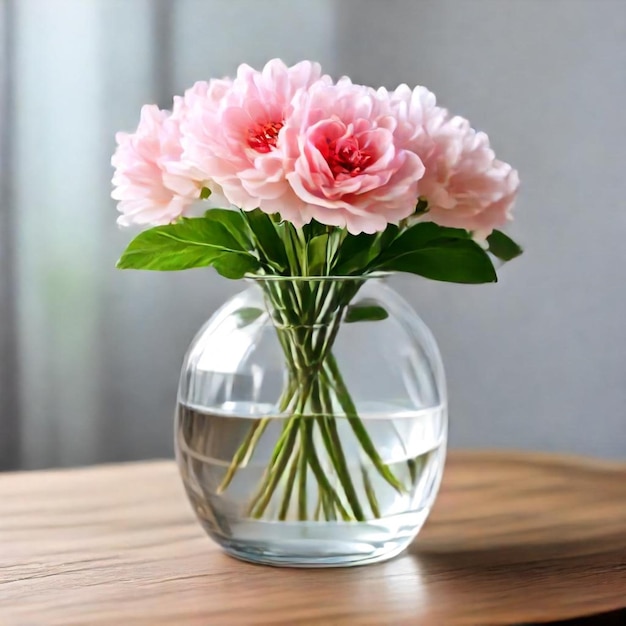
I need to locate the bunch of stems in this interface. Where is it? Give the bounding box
[218,277,406,522]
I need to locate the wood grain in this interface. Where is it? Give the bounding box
[1,451,625,625]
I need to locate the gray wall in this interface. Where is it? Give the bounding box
[2,0,625,469]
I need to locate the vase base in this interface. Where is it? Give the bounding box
[221,539,410,568]
[205,510,429,568]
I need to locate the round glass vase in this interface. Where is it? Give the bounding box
[175,275,447,567]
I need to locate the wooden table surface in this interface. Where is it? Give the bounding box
[1,451,625,626]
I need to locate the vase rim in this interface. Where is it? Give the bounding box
[244,271,391,283]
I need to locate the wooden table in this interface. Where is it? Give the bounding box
[2,451,625,625]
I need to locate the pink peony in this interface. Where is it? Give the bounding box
[387,85,519,236]
[180,59,331,213]
[111,103,195,227]
[419,116,519,237]
[112,81,233,226]
[281,79,425,233]
[382,84,447,159]
[422,116,519,238]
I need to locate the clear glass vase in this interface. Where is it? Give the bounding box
[175,275,447,567]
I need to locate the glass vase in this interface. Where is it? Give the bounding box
[175,275,447,567]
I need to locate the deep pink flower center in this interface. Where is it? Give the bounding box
[247,120,284,153]
[322,136,372,178]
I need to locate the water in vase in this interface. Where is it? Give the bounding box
[175,400,447,567]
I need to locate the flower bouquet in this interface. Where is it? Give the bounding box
[112,59,521,566]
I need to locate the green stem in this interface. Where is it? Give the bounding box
[314,377,365,521]
[361,465,381,518]
[278,447,300,521]
[297,420,308,520]
[313,488,323,521]
[325,353,405,494]
[248,419,300,518]
[303,418,351,522]
[321,489,336,521]
[217,418,269,494]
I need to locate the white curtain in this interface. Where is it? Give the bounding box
[0,0,19,469]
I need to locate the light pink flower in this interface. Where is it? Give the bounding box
[382,84,447,157]
[180,59,331,213]
[281,80,425,233]
[419,116,519,237]
[387,85,519,235]
[111,103,194,227]
[112,81,233,226]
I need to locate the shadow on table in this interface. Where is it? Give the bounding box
[409,541,625,626]
[524,609,626,625]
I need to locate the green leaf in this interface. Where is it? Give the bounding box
[377,222,470,265]
[334,224,399,275]
[380,239,498,284]
[117,213,257,272]
[212,252,261,279]
[243,209,288,271]
[307,234,329,275]
[275,221,301,272]
[232,307,264,328]
[205,209,255,252]
[487,230,523,261]
[378,223,400,250]
[333,232,377,275]
[344,301,389,323]
[302,219,328,239]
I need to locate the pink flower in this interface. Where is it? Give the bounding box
[387,85,519,236]
[382,84,446,157]
[180,59,331,213]
[111,103,196,227]
[113,61,518,238]
[281,80,425,233]
[420,116,519,237]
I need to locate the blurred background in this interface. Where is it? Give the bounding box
[1,0,625,471]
